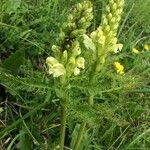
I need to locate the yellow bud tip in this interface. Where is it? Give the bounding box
[144,44,150,51]
[132,48,139,54]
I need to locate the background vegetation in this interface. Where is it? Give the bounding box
[0,0,150,149]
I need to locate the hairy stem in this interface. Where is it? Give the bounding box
[60,104,67,150]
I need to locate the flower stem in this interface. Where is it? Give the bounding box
[73,95,94,150]
[60,104,67,150]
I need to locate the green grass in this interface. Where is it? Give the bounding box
[0,0,150,149]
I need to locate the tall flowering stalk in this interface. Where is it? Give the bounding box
[90,0,124,75]
[46,1,93,149]
[46,0,125,149]
[74,0,125,149]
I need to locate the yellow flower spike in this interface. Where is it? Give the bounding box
[132,48,139,54]
[114,62,125,75]
[144,44,150,51]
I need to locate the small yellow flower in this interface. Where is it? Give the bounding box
[132,48,139,54]
[144,44,150,51]
[114,62,124,75]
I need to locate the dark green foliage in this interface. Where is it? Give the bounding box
[2,49,25,75]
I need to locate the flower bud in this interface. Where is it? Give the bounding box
[106,5,110,13]
[68,14,73,21]
[112,3,117,11]
[108,13,113,20]
[71,29,86,37]
[62,50,68,63]
[76,3,82,11]
[76,57,85,69]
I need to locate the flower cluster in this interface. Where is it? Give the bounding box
[62,1,93,38]
[46,0,93,78]
[114,61,124,75]
[52,0,93,58]
[46,55,85,78]
[90,0,124,73]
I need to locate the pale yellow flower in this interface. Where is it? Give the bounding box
[74,67,80,76]
[144,44,150,51]
[114,62,124,75]
[46,57,66,77]
[113,43,123,53]
[76,57,85,69]
[46,57,58,66]
[48,64,66,77]
[132,48,139,54]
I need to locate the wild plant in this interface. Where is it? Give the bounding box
[45,0,125,149]
[1,0,149,149]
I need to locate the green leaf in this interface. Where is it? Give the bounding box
[16,130,32,150]
[2,49,25,75]
[6,131,25,150]
[7,0,21,11]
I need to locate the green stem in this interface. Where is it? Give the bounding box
[88,94,94,106]
[60,104,67,150]
[73,95,94,150]
[73,60,102,149]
